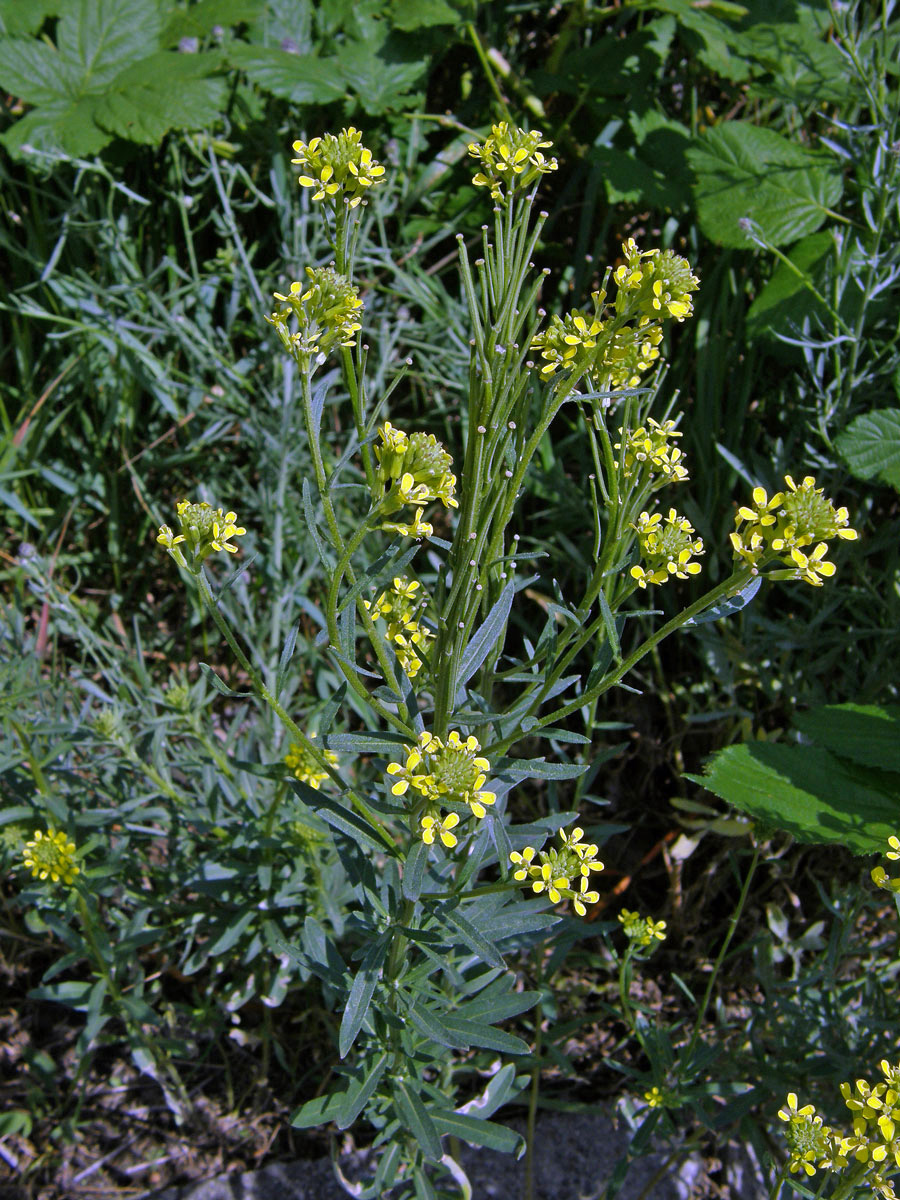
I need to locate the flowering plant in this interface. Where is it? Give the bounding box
[145,122,859,1196]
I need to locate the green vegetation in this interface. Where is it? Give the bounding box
[2,2,899,1198]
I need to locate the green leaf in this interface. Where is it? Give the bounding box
[228,43,345,103]
[690,742,898,854]
[339,934,389,1058]
[392,1077,443,1162]
[337,1052,389,1129]
[835,410,900,490]
[687,121,843,248]
[402,838,429,901]
[199,662,253,698]
[57,0,162,93]
[302,789,394,854]
[456,581,514,691]
[162,0,265,46]
[442,1014,530,1055]
[747,231,834,335]
[0,37,77,103]
[0,0,59,36]
[334,39,425,114]
[290,1089,346,1129]
[794,705,900,774]
[436,904,505,969]
[408,999,468,1050]
[0,95,109,157]
[391,0,459,29]
[94,52,228,144]
[430,1109,525,1156]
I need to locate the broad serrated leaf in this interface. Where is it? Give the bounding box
[430,1109,525,1156]
[747,231,834,333]
[339,934,389,1058]
[0,95,109,157]
[835,410,900,490]
[793,704,900,774]
[57,0,162,93]
[392,1078,443,1162]
[689,742,898,854]
[334,39,425,114]
[228,43,345,103]
[687,121,843,248]
[391,0,459,29]
[94,52,228,143]
[162,0,265,46]
[0,37,77,103]
[0,0,59,36]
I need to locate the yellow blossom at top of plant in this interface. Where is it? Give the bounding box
[266,266,363,363]
[364,576,434,680]
[615,418,689,485]
[284,733,338,790]
[509,825,604,917]
[530,295,662,386]
[157,500,246,568]
[619,908,667,949]
[613,237,699,324]
[630,509,704,588]
[291,127,386,208]
[731,475,858,586]
[468,121,558,200]
[777,1093,831,1177]
[387,730,496,821]
[374,422,459,519]
[872,835,900,894]
[22,829,80,887]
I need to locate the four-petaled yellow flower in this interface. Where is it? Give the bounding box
[157,500,246,570]
[731,475,858,586]
[510,825,604,917]
[468,122,558,200]
[364,576,434,680]
[292,128,386,209]
[22,829,80,887]
[284,733,338,790]
[630,509,704,588]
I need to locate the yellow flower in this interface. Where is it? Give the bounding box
[630,509,703,588]
[266,266,363,362]
[157,500,246,569]
[364,577,434,680]
[731,475,858,585]
[509,825,604,917]
[284,733,338,790]
[291,128,386,209]
[618,909,667,949]
[468,122,558,200]
[614,418,689,484]
[421,811,460,848]
[375,425,459,515]
[613,238,699,324]
[387,731,496,820]
[22,829,80,887]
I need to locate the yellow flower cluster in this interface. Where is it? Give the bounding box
[630,509,703,589]
[364,576,433,680]
[157,500,246,567]
[468,121,558,200]
[731,475,858,586]
[778,1061,900,1194]
[22,829,80,887]
[615,418,689,485]
[266,266,363,363]
[530,297,662,384]
[374,422,458,539]
[872,835,900,894]
[284,733,338,791]
[619,908,667,949]
[292,127,386,209]
[613,237,699,323]
[509,826,604,917]
[387,730,496,847]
